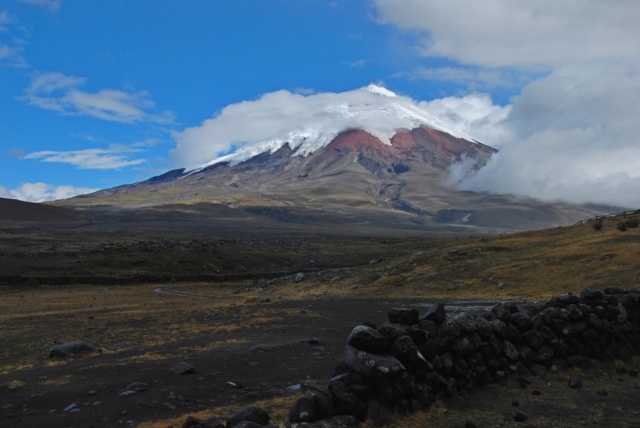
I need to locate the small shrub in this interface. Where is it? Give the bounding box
[617,221,627,232]
[625,217,639,228]
[593,218,603,231]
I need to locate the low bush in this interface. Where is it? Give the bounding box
[593,218,603,231]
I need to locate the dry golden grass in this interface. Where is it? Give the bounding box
[136,393,302,428]
[338,216,640,301]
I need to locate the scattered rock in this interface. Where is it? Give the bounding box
[249,344,274,352]
[294,273,305,283]
[226,406,270,428]
[169,362,194,375]
[568,378,583,389]
[514,410,529,422]
[49,341,99,358]
[301,337,321,345]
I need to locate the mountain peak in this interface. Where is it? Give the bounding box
[186,86,480,173]
[365,84,397,97]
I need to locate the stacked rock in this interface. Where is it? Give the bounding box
[286,287,640,427]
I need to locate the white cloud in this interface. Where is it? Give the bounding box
[25,148,145,170]
[374,0,640,207]
[419,94,511,147]
[171,86,475,169]
[21,72,175,124]
[20,0,61,12]
[0,11,27,68]
[0,182,98,203]
[374,0,639,69]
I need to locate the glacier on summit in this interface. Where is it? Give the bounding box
[183,84,480,174]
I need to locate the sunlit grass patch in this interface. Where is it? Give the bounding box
[137,393,301,428]
[39,374,74,386]
[0,363,35,376]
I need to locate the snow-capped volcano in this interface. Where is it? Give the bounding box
[72,84,603,233]
[83,85,602,233]
[180,84,480,173]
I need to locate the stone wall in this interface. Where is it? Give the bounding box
[286,287,640,427]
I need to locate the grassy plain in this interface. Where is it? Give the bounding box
[0,211,639,427]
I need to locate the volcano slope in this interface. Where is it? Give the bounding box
[0,205,639,427]
[54,127,613,234]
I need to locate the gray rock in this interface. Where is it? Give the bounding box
[227,406,270,428]
[49,341,99,358]
[514,411,529,422]
[347,325,389,353]
[126,382,147,392]
[568,378,583,389]
[580,288,604,301]
[450,312,478,334]
[294,273,305,283]
[168,361,194,375]
[249,344,274,352]
[288,390,335,424]
[419,303,446,325]
[341,345,405,377]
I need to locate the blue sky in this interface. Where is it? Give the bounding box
[2,1,640,207]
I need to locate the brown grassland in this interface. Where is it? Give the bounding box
[1,213,639,427]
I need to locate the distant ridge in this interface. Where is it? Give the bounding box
[0,197,85,223]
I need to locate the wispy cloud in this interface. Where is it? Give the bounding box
[0,10,10,30]
[21,72,175,124]
[24,147,146,170]
[0,182,98,202]
[0,11,28,68]
[395,66,539,90]
[20,0,61,12]
[343,59,368,68]
[0,43,26,67]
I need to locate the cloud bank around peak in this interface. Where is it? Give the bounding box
[374,0,640,208]
[170,86,487,170]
